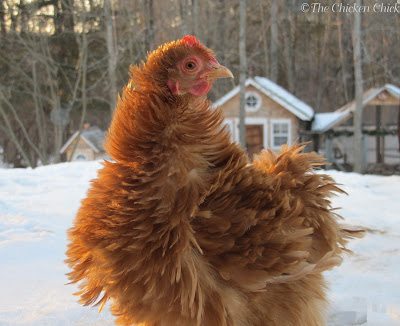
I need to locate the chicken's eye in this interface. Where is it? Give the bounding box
[185,61,197,70]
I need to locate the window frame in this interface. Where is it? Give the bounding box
[270,119,292,149]
[245,91,262,112]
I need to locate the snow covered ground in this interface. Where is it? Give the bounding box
[0,161,399,325]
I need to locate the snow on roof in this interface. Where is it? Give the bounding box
[312,112,350,133]
[384,83,400,98]
[254,77,314,120]
[313,84,399,133]
[81,127,105,153]
[213,77,315,121]
[337,84,400,114]
[60,126,105,154]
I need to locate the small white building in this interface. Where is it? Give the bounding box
[60,126,107,161]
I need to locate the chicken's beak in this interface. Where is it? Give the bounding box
[205,64,234,80]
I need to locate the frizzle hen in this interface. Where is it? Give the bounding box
[66,35,361,326]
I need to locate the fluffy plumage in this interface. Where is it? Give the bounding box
[66,36,362,326]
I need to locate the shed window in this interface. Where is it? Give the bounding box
[271,121,291,148]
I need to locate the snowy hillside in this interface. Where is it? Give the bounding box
[0,161,399,325]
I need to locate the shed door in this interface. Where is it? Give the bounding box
[246,125,264,159]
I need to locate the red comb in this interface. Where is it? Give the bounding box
[182,35,201,46]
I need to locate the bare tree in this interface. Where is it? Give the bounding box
[104,0,118,116]
[269,0,278,81]
[282,0,295,92]
[0,86,47,166]
[215,0,225,63]
[0,0,6,37]
[1,0,399,169]
[192,0,199,36]
[239,0,247,148]
[0,93,33,166]
[68,32,88,161]
[60,0,75,33]
[352,0,364,173]
[258,0,269,77]
[337,13,350,102]
[32,60,48,159]
[179,0,188,35]
[315,13,331,110]
[143,0,154,50]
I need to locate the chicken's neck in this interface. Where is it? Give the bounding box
[107,87,243,173]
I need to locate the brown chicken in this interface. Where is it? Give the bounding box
[66,35,360,326]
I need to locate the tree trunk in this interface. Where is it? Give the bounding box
[270,0,278,82]
[0,0,6,37]
[9,4,17,33]
[352,0,364,173]
[283,0,295,92]
[54,0,63,34]
[337,13,349,102]
[61,0,74,33]
[380,29,390,82]
[179,0,188,35]
[216,0,225,63]
[104,0,118,116]
[32,61,48,164]
[0,108,33,167]
[0,88,46,165]
[192,0,199,36]
[144,0,154,50]
[19,0,29,33]
[239,0,247,148]
[315,14,331,110]
[258,0,269,77]
[69,33,88,162]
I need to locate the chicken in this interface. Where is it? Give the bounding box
[66,35,361,326]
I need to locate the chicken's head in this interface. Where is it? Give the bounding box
[138,35,233,97]
[166,35,233,96]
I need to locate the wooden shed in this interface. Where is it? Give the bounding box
[60,125,107,161]
[213,77,315,158]
[311,84,400,172]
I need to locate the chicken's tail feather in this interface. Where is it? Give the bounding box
[251,144,364,280]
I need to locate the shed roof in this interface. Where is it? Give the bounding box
[311,112,350,133]
[336,84,400,114]
[213,77,315,121]
[312,84,400,133]
[60,126,105,154]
